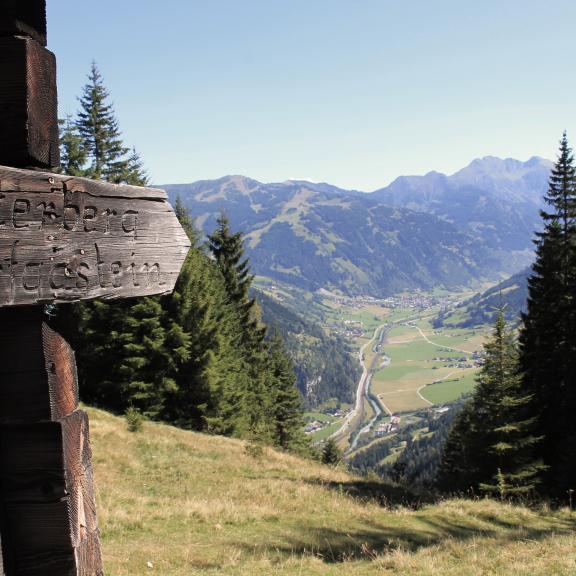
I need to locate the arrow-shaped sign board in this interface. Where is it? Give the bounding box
[0,166,190,307]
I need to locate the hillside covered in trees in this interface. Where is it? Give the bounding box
[54,64,309,453]
[434,268,530,328]
[257,291,360,407]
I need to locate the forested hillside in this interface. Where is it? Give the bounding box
[434,268,530,328]
[257,291,360,407]
[348,401,466,488]
[54,64,308,454]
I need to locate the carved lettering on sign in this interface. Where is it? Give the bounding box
[0,195,140,235]
[0,166,190,307]
[0,243,167,300]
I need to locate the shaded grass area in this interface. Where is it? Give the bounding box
[89,408,576,575]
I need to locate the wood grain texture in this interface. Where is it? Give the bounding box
[0,309,103,575]
[0,166,191,306]
[0,0,47,45]
[42,324,79,421]
[0,37,58,168]
[0,309,79,422]
[74,531,103,576]
[0,415,103,575]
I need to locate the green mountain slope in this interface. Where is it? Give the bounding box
[89,407,576,575]
[256,290,361,407]
[435,268,530,328]
[164,177,499,297]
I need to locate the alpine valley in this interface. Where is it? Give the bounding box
[159,157,549,412]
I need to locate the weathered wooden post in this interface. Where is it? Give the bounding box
[0,2,190,574]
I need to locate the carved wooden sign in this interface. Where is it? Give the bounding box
[0,166,190,307]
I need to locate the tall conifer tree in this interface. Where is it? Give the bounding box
[163,200,234,430]
[438,312,542,495]
[266,332,308,452]
[58,115,88,176]
[76,62,130,181]
[519,133,576,497]
[208,213,266,345]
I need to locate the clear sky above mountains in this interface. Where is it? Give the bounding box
[48,0,575,190]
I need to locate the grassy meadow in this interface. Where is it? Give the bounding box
[372,320,488,414]
[89,407,576,575]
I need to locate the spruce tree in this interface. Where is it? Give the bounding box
[76,62,130,181]
[266,332,308,452]
[58,116,88,176]
[119,147,149,186]
[207,213,270,438]
[117,298,187,418]
[438,312,542,495]
[519,133,576,498]
[162,200,231,430]
[207,213,266,345]
[322,438,342,465]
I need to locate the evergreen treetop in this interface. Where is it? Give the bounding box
[542,132,576,232]
[58,115,88,176]
[76,62,130,182]
[208,213,254,306]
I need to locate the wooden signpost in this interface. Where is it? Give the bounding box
[0,2,191,574]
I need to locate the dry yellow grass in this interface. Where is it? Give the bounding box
[88,408,576,575]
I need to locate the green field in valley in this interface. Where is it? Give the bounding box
[419,369,478,404]
[371,317,488,414]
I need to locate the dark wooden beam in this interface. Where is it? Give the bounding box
[0,37,59,169]
[0,0,47,46]
[0,309,103,575]
[0,311,79,421]
[0,529,7,575]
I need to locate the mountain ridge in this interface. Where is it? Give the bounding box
[372,156,551,256]
[161,156,550,297]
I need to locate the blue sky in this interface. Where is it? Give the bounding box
[47,0,575,190]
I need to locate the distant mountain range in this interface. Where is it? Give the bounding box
[373,156,551,268]
[162,156,550,297]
